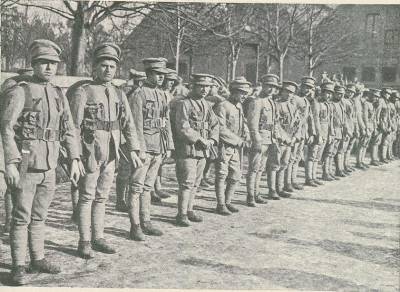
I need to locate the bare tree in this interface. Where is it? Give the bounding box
[18,0,152,76]
[293,4,362,77]
[0,0,19,9]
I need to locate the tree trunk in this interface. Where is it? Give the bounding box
[279,54,284,81]
[70,4,87,76]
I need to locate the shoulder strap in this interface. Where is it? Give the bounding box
[19,82,33,111]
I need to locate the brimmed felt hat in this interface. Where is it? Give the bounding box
[321,82,335,93]
[129,69,146,81]
[370,88,381,97]
[30,39,61,63]
[93,42,121,63]
[229,76,252,93]
[390,90,399,99]
[142,58,169,74]
[381,87,392,94]
[165,68,178,80]
[282,81,298,93]
[260,74,280,88]
[301,76,316,88]
[346,83,356,93]
[190,73,215,86]
[335,85,346,94]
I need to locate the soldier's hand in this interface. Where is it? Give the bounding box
[130,151,143,169]
[0,172,6,195]
[78,160,86,177]
[139,151,147,161]
[70,159,80,187]
[5,163,19,188]
[166,150,172,158]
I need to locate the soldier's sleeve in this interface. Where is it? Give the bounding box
[0,86,25,165]
[165,92,175,150]
[121,91,140,152]
[208,103,220,144]
[0,133,4,173]
[175,100,202,144]
[356,100,366,132]
[68,86,88,156]
[312,101,321,136]
[215,102,242,146]
[60,91,80,160]
[128,88,147,152]
[246,99,262,144]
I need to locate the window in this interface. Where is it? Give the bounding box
[382,67,397,82]
[384,29,400,47]
[245,63,256,84]
[362,67,376,82]
[365,13,379,39]
[343,67,356,82]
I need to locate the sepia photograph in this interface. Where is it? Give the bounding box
[0,0,399,290]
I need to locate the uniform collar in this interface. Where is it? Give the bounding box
[93,78,113,87]
[31,75,52,85]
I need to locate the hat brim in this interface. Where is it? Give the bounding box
[264,82,281,88]
[193,81,214,86]
[150,68,169,74]
[302,82,315,88]
[95,55,120,63]
[33,55,60,63]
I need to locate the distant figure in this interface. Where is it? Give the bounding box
[172,76,189,97]
[320,71,331,85]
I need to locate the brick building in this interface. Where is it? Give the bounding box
[321,4,400,89]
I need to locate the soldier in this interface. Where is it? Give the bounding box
[173,73,219,226]
[0,133,7,232]
[370,88,385,166]
[127,58,174,240]
[286,76,316,192]
[353,85,368,169]
[172,76,189,97]
[115,71,147,212]
[374,88,391,164]
[0,69,35,233]
[392,90,400,158]
[246,74,280,203]
[317,82,336,181]
[69,43,142,258]
[332,85,348,178]
[151,68,178,203]
[343,83,358,173]
[214,77,251,215]
[387,91,398,160]
[0,39,81,285]
[271,81,300,198]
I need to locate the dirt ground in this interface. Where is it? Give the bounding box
[0,157,399,290]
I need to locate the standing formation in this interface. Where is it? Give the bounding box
[1,39,399,286]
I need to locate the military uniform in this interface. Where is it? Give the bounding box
[343,84,358,173]
[271,81,300,198]
[287,76,316,190]
[392,91,400,157]
[1,40,80,284]
[127,58,174,240]
[360,89,378,166]
[331,85,348,177]
[214,77,250,215]
[69,43,141,257]
[379,88,392,163]
[316,82,336,181]
[354,86,368,169]
[388,97,397,160]
[246,74,280,202]
[370,89,385,165]
[173,74,219,226]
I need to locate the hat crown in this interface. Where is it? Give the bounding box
[282,81,298,92]
[29,39,61,62]
[191,73,215,86]
[94,42,121,62]
[321,82,335,92]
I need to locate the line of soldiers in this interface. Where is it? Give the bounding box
[1,38,400,286]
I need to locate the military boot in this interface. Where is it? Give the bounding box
[141,221,163,236]
[176,189,190,227]
[284,165,294,192]
[150,191,162,203]
[246,172,257,207]
[322,158,334,181]
[291,162,304,190]
[127,191,145,241]
[312,162,323,185]
[277,170,291,198]
[77,241,94,259]
[267,171,280,200]
[115,178,128,212]
[4,189,12,233]
[225,181,239,213]
[215,178,230,215]
[305,161,318,187]
[10,266,26,286]
[30,258,61,274]
[187,211,203,222]
[92,238,116,254]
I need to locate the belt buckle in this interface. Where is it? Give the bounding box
[43,128,53,141]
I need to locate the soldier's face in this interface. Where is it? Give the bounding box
[382,92,390,100]
[165,79,175,91]
[33,59,58,81]
[301,85,314,98]
[345,91,354,99]
[231,90,247,103]
[334,92,345,101]
[193,84,211,99]
[321,90,332,101]
[262,84,278,96]
[147,71,165,87]
[95,59,117,82]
